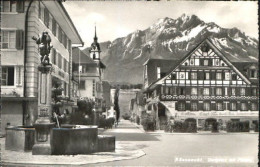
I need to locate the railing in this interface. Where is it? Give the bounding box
[160,94,258,101]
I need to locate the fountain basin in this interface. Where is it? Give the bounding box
[51,125,98,155]
[5,126,35,151]
[97,135,115,152]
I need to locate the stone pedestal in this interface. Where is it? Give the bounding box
[32,65,55,155]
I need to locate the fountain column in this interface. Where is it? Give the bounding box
[32,65,55,155]
[32,32,55,155]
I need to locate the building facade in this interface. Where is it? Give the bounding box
[144,39,259,130]
[1,0,83,133]
[72,27,107,115]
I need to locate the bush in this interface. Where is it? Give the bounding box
[99,117,115,129]
[254,121,259,132]
[211,122,219,133]
[141,114,155,131]
[172,121,197,133]
[122,113,131,120]
[136,116,140,125]
[226,121,250,132]
[69,112,92,125]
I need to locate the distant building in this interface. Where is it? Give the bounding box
[72,27,107,115]
[143,38,258,130]
[1,1,83,133]
[129,92,146,123]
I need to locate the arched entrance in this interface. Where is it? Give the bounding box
[184,118,197,133]
[205,118,218,131]
[158,103,167,130]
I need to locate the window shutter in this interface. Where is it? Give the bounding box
[208,59,212,66]
[226,102,230,111]
[237,102,241,111]
[198,71,203,80]
[16,0,24,13]
[198,102,203,111]
[211,71,215,80]
[68,39,71,52]
[38,1,41,18]
[200,59,204,66]
[246,88,251,96]
[186,87,191,95]
[52,19,56,35]
[44,8,49,27]
[186,102,191,111]
[16,30,23,50]
[236,87,240,96]
[175,102,179,111]
[211,103,216,111]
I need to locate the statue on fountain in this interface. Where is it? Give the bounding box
[32,31,52,65]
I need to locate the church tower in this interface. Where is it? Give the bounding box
[89,26,101,62]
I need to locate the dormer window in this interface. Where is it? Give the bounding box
[250,69,257,78]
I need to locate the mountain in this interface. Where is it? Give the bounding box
[83,14,258,84]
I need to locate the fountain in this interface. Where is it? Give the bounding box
[5,31,115,155]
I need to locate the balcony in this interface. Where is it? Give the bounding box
[160,94,258,101]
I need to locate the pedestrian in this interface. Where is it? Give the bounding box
[170,117,175,133]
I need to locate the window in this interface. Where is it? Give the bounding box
[63,58,67,72]
[204,59,209,66]
[51,49,56,65]
[203,102,210,111]
[216,88,222,96]
[2,1,16,12]
[225,72,230,80]
[232,74,237,80]
[190,59,194,65]
[52,19,57,36]
[171,74,176,80]
[1,31,16,49]
[204,72,210,80]
[231,88,236,96]
[203,88,210,96]
[44,8,49,27]
[172,87,177,95]
[57,53,62,69]
[251,88,257,96]
[191,102,198,111]
[178,102,185,111]
[231,102,237,111]
[240,88,246,96]
[251,103,257,111]
[180,87,185,95]
[191,72,197,80]
[215,59,219,66]
[64,82,67,96]
[180,72,185,79]
[216,72,222,80]
[250,70,257,78]
[79,81,85,90]
[191,88,197,95]
[1,66,14,86]
[241,102,247,111]
[157,67,161,79]
[216,102,223,111]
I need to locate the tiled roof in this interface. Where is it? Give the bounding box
[72,48,96,64]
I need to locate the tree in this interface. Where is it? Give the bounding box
[114,87,120,124]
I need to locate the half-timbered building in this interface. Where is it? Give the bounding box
[144,38,258,130]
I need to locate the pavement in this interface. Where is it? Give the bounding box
[0,120,146,166]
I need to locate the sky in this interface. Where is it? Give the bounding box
[63,1,258,48]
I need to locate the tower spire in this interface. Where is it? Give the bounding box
[94,24,97,41]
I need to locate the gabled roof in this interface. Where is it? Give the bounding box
[72,47,96,64]
[146,38,253,91]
